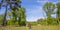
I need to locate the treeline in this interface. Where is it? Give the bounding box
[0,0,26,26]
[0,0,60,26]
[37,2,60,25]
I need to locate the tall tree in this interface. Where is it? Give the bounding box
[56,2,60,22]
[43,2,55,24]
[0,0,21,26]
[0,0,10,26]
[18,7,26,26]
[56,2,60,30]
[10,0,21,24]
[12,0,21,23]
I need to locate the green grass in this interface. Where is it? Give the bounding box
[0,25,59,30]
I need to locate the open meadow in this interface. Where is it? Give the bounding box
[0,25,59,30]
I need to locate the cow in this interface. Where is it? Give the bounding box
[26,23,31,30]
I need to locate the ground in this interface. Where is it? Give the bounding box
[0,25,59,30]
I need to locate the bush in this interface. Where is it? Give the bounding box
[20,21,26,26]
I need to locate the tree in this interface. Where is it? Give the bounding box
[56,2,60,22]
[56,2,60,30]
[0,0,21,26]
[0,0,26,26]
[10,0,21,25]
[37,19,43,24]
[43,2,55,24]
[18,7,26,26]
[0,0,10,26]
[7,0,24,26]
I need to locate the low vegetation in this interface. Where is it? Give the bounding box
[0,25,59,30]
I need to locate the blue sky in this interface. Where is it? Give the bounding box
[0,0,60,22]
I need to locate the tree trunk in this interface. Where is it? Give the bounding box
[18,17,21,26]
[2,5,8,26]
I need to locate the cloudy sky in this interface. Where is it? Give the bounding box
[0,0,60,22]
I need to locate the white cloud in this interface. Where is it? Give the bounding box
[36,0,48,3]
[26,16,44,22]
[26,6,46,22]
[36,0,60,4]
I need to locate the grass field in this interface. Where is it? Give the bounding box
[0,25,59,30]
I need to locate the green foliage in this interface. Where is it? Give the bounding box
[43,2,55,18]
[18,7,26,26]
[56,2,60,21]
[0,15,3,23]
[20,21,26,26]
[7,7,26,26]
[0,19,2,24]
[1,0,60,26]
[37,19,47,25]
[43,2,55,14]
[7,20,19,26]
[37,18,58,25]
[28,22,37,25]
[43,2,56,25]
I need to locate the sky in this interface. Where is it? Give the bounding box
[0,0,60,22]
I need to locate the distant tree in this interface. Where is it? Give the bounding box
[43,2,55,24]
[37,19,43,23]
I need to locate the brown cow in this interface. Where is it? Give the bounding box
[26,23,31,30]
